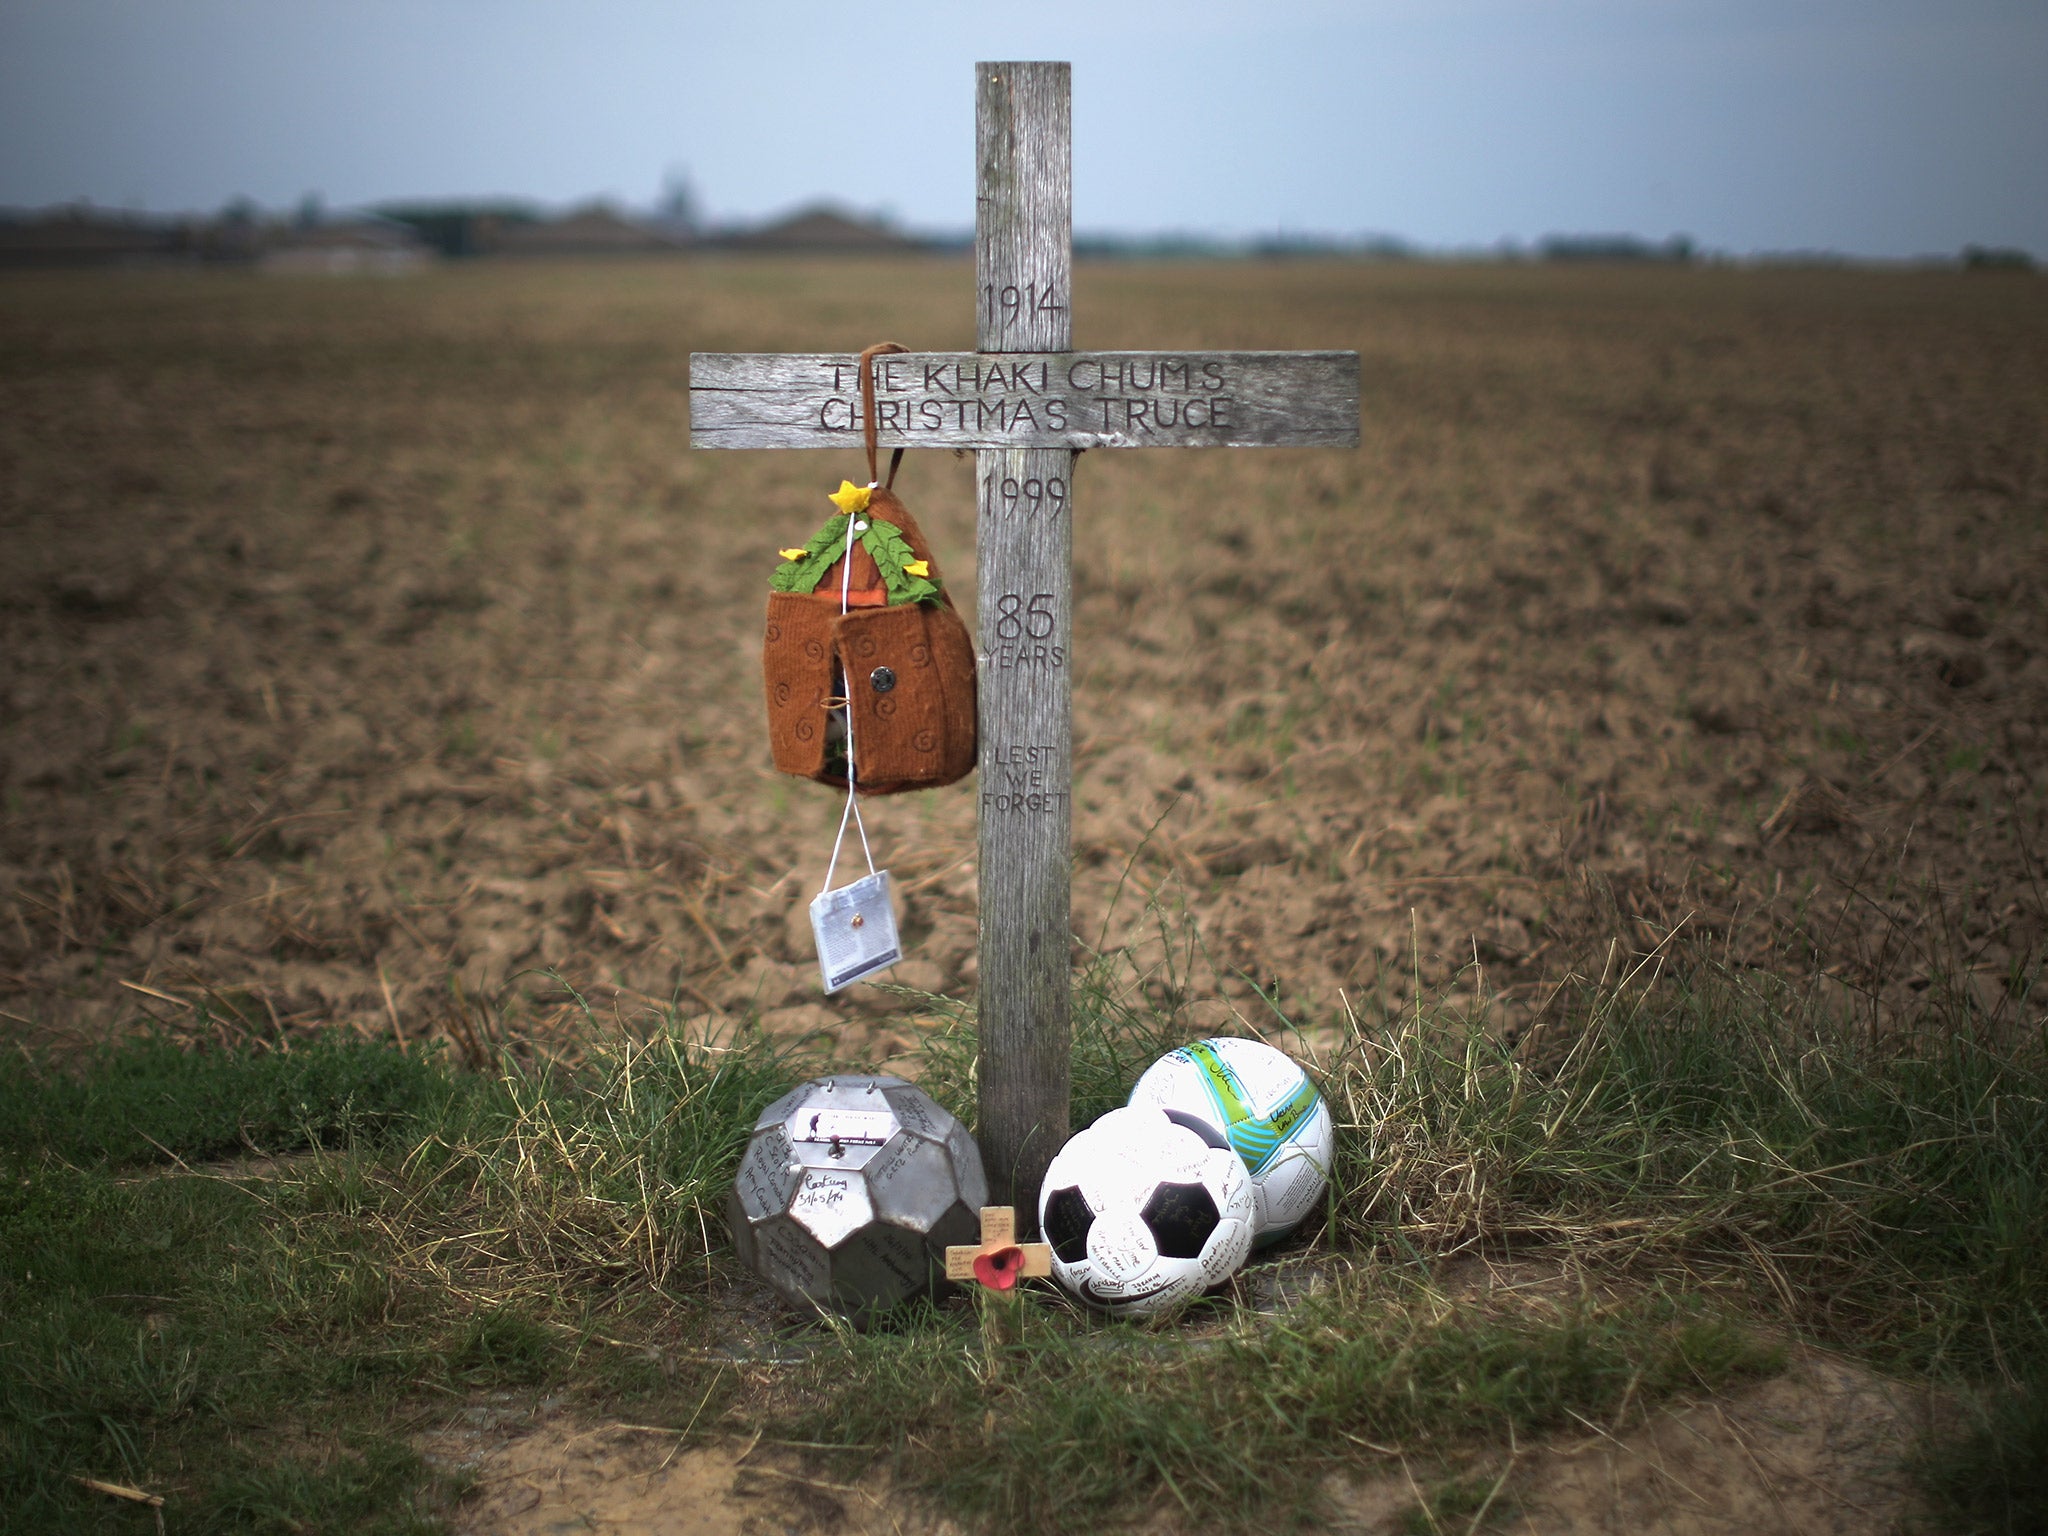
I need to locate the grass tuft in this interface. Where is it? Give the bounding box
[1324,966,2048,1376]
[912,870,1227,1132]
[402,1012,813,1291]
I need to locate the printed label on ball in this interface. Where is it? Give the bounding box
[792,1108,897,1145]
[811,870,901,993]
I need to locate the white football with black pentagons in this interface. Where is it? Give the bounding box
[1129,1037,1334,1246]
[1036,1104,1254,1316]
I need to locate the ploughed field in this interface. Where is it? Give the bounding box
[2,257,2044,1056]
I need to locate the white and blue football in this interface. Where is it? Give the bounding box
[1036,1104,1254,1316]
[1129,1037,1333,1245]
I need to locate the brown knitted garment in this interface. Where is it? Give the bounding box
[761,357,978,796]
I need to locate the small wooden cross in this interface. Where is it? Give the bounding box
[945,1205,1052,1291]
[691,63,1358,1218]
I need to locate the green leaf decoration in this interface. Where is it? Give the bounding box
[769,514,850,594]
[765,511,943,605]
[860,517,943,605]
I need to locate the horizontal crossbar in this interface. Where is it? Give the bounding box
[689,351,1360,450]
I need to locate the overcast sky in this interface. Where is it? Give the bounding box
[1,0,2041,257]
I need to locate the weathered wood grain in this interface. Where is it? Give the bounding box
[977,62,1070,355]
[974,445,1073,1220]
[975,62,1073,1224]
[688,350,1360,450]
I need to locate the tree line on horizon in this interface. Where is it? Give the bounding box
[0,194,2034,271]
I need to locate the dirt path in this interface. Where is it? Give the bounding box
[425,1347,1923,1535]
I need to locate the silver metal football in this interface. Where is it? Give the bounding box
[727,1075,986,1320]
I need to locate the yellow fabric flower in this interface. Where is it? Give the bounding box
[778,548,807,562]
[903,559,931,578]
[828,480,872,515]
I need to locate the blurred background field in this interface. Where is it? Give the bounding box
[4,255,2043,1062]
[4,253,2047,1533]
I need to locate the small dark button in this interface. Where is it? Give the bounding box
[870,666,896,693]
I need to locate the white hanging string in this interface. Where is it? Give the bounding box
[820,488,879,895]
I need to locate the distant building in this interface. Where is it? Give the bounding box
[258,217,432,274]
[713,203,925,254]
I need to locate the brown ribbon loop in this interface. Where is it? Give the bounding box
[857,342,909,488]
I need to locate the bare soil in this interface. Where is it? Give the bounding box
[426,1344,1925,1535]
[425,1423,914,1536]
[4,259,2043,1061]
[3,257,2042,1530]
[1328,1351,1926,1535]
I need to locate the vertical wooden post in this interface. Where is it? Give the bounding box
[688,59,1357,1234]
[974,61,1073,1223]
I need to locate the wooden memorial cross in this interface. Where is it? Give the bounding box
[690,62,1359,1220]
[945,1205,1053,1291]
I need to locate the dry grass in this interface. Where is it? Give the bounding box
[6,922,2044,1532]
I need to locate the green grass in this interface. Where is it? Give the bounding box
[787,1283,1777,1532]
[1,1161,467,1532]
[0,1018,797,1532]
[1325,967,2048,1377]
[400,1009,812,1292]
[0,1028,452,1166]
[1,961,2043,1533]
